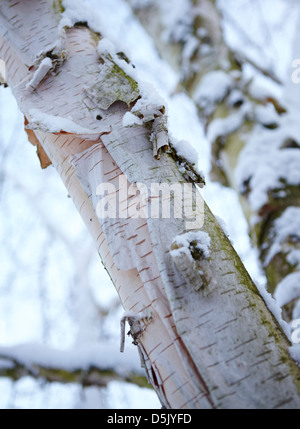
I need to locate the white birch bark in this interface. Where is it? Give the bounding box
[1,0,300,409]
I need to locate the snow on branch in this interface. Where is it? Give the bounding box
[0,343,149,388]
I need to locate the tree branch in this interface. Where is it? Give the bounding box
[0,343,150,388]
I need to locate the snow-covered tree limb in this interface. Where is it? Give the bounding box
[0,343,149,388]
[0,0,300,409]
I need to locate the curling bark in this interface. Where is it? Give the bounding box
[0,0,300,409]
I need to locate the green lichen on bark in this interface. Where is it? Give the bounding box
[204,203,260,297]
[87,57,140,110]
[204,203,300,394]
[53,0,64,14]
[167,141,206,186]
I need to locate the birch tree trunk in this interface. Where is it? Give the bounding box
[1,0,300,409]
[127,0,300,321]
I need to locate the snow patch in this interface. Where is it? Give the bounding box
[167,92,209,174]
[61,0,103,34]
[254,104,280,127]
[274,272,300,307]
[235,125,300,212]
[132,80,166,119]
[170,136,199,165]
[215,215,231,241]
[265,207,300,266]
[97,38,117,57]
[207,103,250,143]
[159,0,193,45]
[194,70,234,112]
[248,72,283,101]
[256,283,291,339]
[122,112,143,127]
[0,342,143,376]
[170,231,211,260]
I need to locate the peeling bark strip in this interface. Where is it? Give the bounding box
[1,0,300,408]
